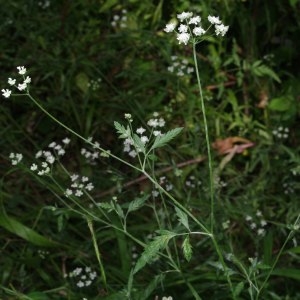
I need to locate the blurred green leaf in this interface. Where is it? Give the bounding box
[0,207,61,248]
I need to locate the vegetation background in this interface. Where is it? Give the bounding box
[1,0,300,299]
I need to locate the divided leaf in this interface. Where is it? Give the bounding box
[127,194,149,213]
[114,121,130,139]
[150,127,183,151]
[182,236,193,261]
[175,207,190,230]
[133,231,176,274]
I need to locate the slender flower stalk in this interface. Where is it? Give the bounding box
[164,12,229,232]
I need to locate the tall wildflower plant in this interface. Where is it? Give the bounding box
[164,12,229,233]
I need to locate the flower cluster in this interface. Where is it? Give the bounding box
[283,182,295,195]
[123,112,166,158]
[168,56,194,76]
[87,78,102,91]
[152,176,173,198]
[245,210,267,237]
[81,137,100,165]
[66,266,97,288]
[9,153,23,165]
[111,9,128,28]
[185,175,202,189]
[30,137,71,176]
[64,174,94,197]
[272,126,289,139]
[164,12,229,45]
[2,66,31,98]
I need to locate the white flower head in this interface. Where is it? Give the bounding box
[177,12,193,22]
[136,127,146,135]
[177,32,190,45]
[17,82,27,91]
[178,24,188,33]
[193,26,206,36]
[2,89,11,98]
[8,78,16,85]
[215,23,229,36]
[17,66,27,75]
[208,15,221,24]
[189,16,201,25]
[164,22,177,33]
[24,76,31,84]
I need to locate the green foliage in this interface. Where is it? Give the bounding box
[1,0,300,299]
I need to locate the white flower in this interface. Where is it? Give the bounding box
[129,150,137,158]
[193,26,206,36]
[75,190,83,197]
[153,130,162,136]
[177,32,190,45]
[76,281,84,288]
[30,163,38,171]
[24,76,31,84]
[82,176,89,182]
[164,22,176,33]
[136,127,146,135]
[48,142,56,148]
[177,12,193,21]
[17,83,27,91]
[62,137,71,144]
[147,118,159,127]
[178,24,188,33]
[35,150,42,158]
[2,89,11,98]
[215,23,229,36]
[71,174,79,182]
[17,66,27,75]
[189,16,201,25]
[8,78,16,85]
[140,136,149,144]
[65,189,73,197]
[208,15,221,24]
[85,182,94,191]
[158,117,165,127]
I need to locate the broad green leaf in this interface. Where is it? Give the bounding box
[0,207,61,248]
[150,127,183,151]
[127,194,149,213]
[175,207,190,230]
[182,236,193,262]
[75,72,89,93]
[268,97,292,111]
[133,231,176,274]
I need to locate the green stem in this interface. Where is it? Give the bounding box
[256,214,300,299]
[27,93,142,173]
[192,42,215,233]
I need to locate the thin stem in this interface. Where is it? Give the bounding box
[192,41,215,233]
[256,214,300,299]
[27,93,142,173]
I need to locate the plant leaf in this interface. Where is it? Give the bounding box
[127,194,149,213]
[0,207,61,248]
[114,121,130,139]
[182,235,193,261]
[175,207,190,230]
[133,231,176,274]
[150,127,183,151]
